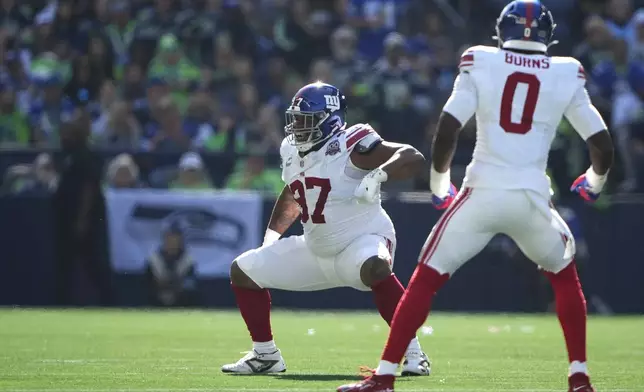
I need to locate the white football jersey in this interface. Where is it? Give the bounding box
[280,124,395,257]
[442,45,607,197]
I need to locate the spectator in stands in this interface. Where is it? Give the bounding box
[146,222,197,307]
[53,0,81,51]
[121,63,146,102]
[226,145,282,196]
[3,152,58,195]
[0,85,29,147]
[629,12,644,61]
[104,0,135,77]
[0,0,31,38]
[254,103,283,152]
[256,54,288,105]
[235,82,259,137]
[65,56,99,106]
[54,109,111,305]
[605,0,636,40]
[87,33,115,83]
[591,38,644,190]
[186,91,217,149]
[368,32,415,143]
[94,101,141,149]
[574,16,614,73]
[329,25,368,93]
[346,0,398,62]
[105,153,141,189]
[143,96,191,152]
[209,32,238,100]
[0,53,30,114]
[28,70,76,147]
[272,0,329,76]
[148,33,200,112]
[31,4,57,56]
[309,58,334,84]
[20,152,59,195]
[171,152,214,190]
[201,113,246,153]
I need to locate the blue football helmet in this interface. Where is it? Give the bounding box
[495,0,556,52]
[285,82,347,152]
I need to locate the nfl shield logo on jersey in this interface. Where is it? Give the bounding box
[325,140,341,156]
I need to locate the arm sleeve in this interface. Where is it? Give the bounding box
[442,71,478,126]
[564,85,607,141]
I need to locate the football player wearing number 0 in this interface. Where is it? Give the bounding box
[337,1,614,392]
[221,81,430,376]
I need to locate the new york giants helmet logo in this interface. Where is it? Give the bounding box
[324,95,340,112]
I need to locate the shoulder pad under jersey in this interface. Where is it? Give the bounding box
[458,45,499,73]
[551,56,587,84]
[344,123,382,153]
[280,138,296,161]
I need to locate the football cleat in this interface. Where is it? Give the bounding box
[337,374,395,392]
[568,372,595,392]
[401,351,431,376]
[221,349,286,374]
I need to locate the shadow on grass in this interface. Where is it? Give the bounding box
[274,373,363,381]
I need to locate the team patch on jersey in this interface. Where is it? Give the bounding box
[325,139,341,156]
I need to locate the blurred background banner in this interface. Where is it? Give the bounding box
[106,189,261,277]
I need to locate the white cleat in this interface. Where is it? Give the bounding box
[401,351,431,376]
[221,349,287,374]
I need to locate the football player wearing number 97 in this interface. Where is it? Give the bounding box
[337,1,614,392]
[221,82,430,376]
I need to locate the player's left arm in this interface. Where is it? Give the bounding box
[350,141,425,180]
[565,82,614,200]
[350,140,425,203]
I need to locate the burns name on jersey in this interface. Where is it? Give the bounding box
[504,52,550,69]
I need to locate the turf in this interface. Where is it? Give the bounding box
[0,309,642,392]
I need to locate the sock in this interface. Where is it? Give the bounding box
[231,284,273,343]
[406,337,422,354]
[380,265,449,367]
[375,360,398,376]
[372,274,405,324]
[543,262,587,364]
[569,360,589,376]
[253,340,277,354]
[372,274,424,355]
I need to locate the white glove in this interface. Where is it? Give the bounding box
[354,168,388,203]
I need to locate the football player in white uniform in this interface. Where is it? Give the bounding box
[221,82,431,376]
[338,1,614,392]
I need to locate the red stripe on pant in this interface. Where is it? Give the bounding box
[385,238,393,265]
[418,188,472,265]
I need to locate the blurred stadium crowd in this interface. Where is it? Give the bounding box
[2,0,644,196]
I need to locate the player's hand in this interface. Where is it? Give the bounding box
[354,168,388,203]
[431,183,457,210]
[570,174,601,202]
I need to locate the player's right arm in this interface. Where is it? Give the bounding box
[264,185,300,245]
[429,49,479,207]
[564,71,614,200]
[263,140,302,245]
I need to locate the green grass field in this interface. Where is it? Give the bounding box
[0,309,642,392]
